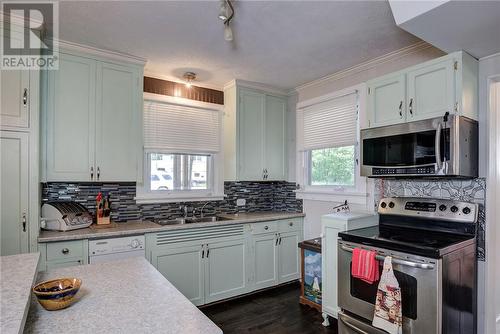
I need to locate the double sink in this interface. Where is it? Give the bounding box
[155,215,234,226]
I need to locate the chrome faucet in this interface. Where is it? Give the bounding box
[199,202,211,218]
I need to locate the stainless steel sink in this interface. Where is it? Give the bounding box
[155,216,233,226]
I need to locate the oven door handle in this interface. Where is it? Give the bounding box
[435,121,442,172]
[340,245,435,269]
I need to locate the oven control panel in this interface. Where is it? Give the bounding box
[378,197,478,223]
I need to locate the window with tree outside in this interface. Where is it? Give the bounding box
[308,145,355,187]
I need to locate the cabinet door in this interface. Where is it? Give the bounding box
[238,89,265,180]
[152,245,205,306]
[205,238,248,303]
[278,231,300,283]
[367,74,406,128]
[0,28,29,129]
[265,95,287,180]
[95,62,141,181]
[407,58,455,121]
[252,233,278,290]
[45,53,96,181]
[1,70,29,129]
[0,131,29,256]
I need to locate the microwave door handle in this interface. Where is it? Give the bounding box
[435,121,442,172]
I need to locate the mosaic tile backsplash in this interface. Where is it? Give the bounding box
[374,178,486,261]
[42,181,303,223]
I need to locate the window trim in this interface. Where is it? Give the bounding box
[136,93,225,204]
[295,84,368,202]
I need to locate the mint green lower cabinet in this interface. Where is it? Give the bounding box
[151,244,205,306]
[205,238,248,303]
[251,233,278,290]
[38,240,89,271]
[278,231,301,283]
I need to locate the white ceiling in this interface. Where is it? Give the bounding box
[59,1,420,90]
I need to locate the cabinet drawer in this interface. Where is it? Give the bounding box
[250,221,278,235]
[46,259,83,270]
[278,218,302,232]
[46,240,84,261]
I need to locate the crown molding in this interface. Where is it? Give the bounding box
[223,79,289,96]
[480,52,500,62]
[293,40,436,94]
[57,39,147,66]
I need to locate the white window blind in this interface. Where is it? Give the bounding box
[297,92,358,151]
[144,100,221,153]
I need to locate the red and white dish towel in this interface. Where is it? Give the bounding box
[351,248,380,284]
[372,256,403,334]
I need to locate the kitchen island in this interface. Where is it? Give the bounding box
[0,253,40,334]
[25,257,222,334]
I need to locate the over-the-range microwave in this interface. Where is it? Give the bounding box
[360,114,478,178]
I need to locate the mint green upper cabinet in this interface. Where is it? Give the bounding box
[365,51,478,128]
[204,238,248,303]
[265,95,287,180]
[1,69,30,129]
[407,58,455,122]
[95,62,141,181]
[238,89,265,180]
[0,131,29,256]
[43,51,143,182]
[152,244,205,306]
[45,53,96,181]
[367,73,406,128]
[251,232,278,290]
[225,85,287,181]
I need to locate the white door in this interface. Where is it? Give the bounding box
[95,62,140,181]
[0,131,29,255]
[278,231,300,283]
[407,58,456,121]
[252,233,279,290]
[367,74,406,128]
[238,88,265,180]
[45,53,96,181]
[1,69,30,129]
[265,95,287,180]
[205,238,248,303]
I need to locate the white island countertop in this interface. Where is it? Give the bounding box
[25,257,222,334]
[0,253,40,334]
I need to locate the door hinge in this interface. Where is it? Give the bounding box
[454,102,459,113]
[454,61,458,71]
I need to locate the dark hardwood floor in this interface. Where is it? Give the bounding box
[201,282,338,334]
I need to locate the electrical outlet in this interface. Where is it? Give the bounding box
[236,198,246,206]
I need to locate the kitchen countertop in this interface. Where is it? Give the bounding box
[24,257,222,334]
[0,253,40,334]
[38,211,305,243]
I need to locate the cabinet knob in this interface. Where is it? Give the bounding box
[264,226,269,230]
[289,222,293,227]
[62,248,69,254]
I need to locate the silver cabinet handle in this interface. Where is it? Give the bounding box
[279,234,282,245]
[275,234,279,246]
[90,166,94,180]
[21,212,26,232]
[62,248,70,254]
[398,100,403,117]
[340,245,434,269]
[409,98,413,115]
[97,166,100,180]
[201,245,205,258]
[206,246,210,258]
[23,88,28,106]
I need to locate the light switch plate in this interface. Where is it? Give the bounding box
[236,198,246,206]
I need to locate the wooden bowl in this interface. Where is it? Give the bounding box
[33,278,82,311]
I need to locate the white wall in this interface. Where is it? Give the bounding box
[479,52,500,334]
[292,42,445,239]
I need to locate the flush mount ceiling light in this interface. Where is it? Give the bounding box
[183,72,196,88]
[218,0,234,41]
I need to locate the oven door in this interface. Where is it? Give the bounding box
[338,241,442,334]
[360,116,452,177]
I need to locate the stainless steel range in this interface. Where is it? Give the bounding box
[337,197,477,334]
